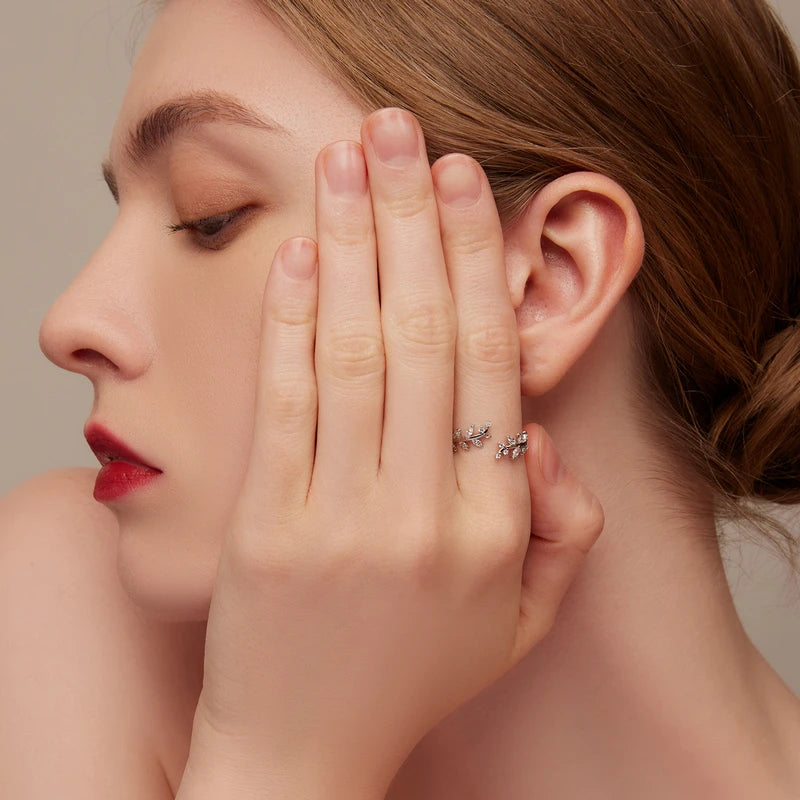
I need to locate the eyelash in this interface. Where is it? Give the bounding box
[167,207,251,250]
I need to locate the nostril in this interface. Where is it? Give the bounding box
[72,348,119,372]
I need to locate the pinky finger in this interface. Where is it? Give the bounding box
[242,237,319,517]
[509,424,605,667]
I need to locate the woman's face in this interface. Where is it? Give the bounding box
[38,0,368,620]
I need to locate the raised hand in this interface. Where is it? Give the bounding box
[176,108,604,800]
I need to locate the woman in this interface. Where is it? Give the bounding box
[3,0,800,797]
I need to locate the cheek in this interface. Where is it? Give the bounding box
[152,238,265,506]
[119,268,264,621]
[177,259,264,475]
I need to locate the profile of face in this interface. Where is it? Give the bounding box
[38,0,371,620]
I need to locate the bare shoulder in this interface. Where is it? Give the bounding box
[0,468,204,798]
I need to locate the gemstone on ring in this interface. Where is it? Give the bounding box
[452,422,492,453]
[496,430,529,460]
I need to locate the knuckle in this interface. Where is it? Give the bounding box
[504,519,532,562]
[268,379,317,422]
[226,517,300,581]
[461,322,519,368]
[320,329,386,381]
[381,186,434,221]
[311,536,363,581]
[388,299,457,351]
[269,301,316,331]
[327,221,375,251]
[404,537,445,584]
[390,513,445,579]
[479,518,528,573]
[444,229,494,259]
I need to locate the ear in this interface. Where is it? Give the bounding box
[503,172,645,396]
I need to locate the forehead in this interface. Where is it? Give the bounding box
[111,0,366,166]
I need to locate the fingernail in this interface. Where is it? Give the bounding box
[434,155,482,208]
[538,428,567,485]
[280,237,317,280]
[323,141,368,197]
[367,108,419,166]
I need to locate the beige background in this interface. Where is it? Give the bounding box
[1,1,798,693]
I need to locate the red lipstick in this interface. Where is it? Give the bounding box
[85,423,162,501]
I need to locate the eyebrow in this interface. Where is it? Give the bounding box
[100,90,288,203]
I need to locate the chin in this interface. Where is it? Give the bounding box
[115,517,218,622]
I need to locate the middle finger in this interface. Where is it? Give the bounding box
[361,108,457,485]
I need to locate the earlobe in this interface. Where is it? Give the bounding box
[503,172,645,396]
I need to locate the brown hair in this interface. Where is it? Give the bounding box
[154,0,800,561]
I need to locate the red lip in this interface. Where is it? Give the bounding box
[84,422,162,501]
[85,423,160,469]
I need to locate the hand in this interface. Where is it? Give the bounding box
[178,108,604,800]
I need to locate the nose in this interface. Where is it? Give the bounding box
[39,228,153,383]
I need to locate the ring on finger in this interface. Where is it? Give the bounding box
[452,422,528,460]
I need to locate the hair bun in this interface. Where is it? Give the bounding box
[711,321,800,504]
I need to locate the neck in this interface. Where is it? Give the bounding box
[387,324,800,799]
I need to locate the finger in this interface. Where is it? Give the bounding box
[245,237,319,516]
[509,425,605,667]
[431,153,523,497]
[313,141,384,485]
[361,108,457,485]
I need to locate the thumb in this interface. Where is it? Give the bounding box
[510,424,604,666]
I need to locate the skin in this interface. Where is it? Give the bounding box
[36,0,800,797]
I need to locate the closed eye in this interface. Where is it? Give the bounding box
[167,207,254,251]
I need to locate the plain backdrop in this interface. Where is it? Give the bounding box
[1,1,798,694]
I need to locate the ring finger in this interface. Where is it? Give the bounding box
[431,153,524,497]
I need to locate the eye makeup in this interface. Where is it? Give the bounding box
[167,205,259,251]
